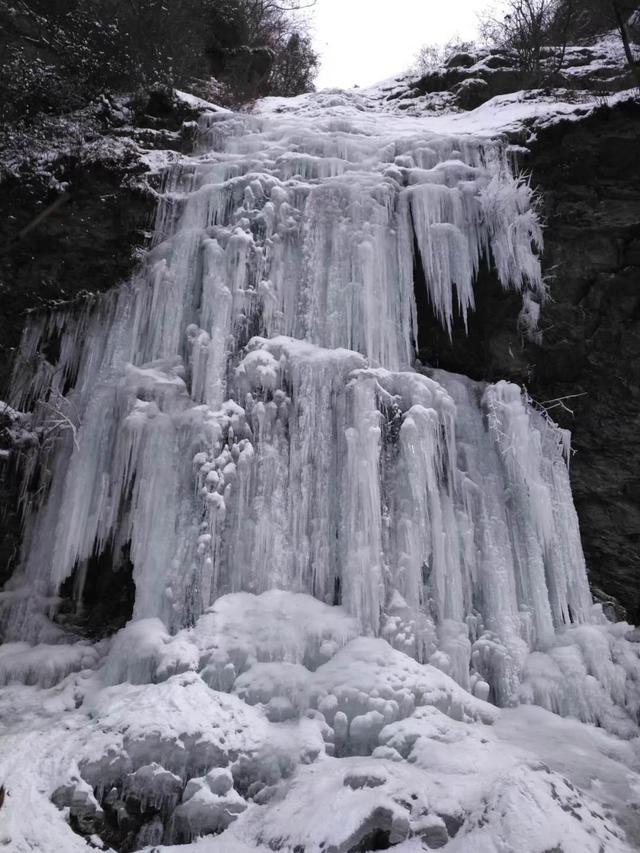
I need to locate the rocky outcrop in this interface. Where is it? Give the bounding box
[526,99,640,621]
[0,87,209,394]
[383,32,634,114]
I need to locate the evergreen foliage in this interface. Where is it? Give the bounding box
[0,0,318,121]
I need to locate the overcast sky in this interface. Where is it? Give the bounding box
[309,0,489,89]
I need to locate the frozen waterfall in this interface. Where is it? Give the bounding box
[0,98,616,697]
[2,90,640,853]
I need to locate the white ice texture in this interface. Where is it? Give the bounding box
[1,95,640,853]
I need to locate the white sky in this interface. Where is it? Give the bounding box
[309,0,489,89]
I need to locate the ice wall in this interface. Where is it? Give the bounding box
[3,96,596,707]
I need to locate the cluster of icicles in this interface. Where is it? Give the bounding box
[3,102,598,707]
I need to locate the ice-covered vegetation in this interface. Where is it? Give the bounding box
[1,74,640,853]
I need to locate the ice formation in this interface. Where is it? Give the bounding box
[1,90,640,853]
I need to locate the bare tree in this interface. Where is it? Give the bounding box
[483,0,640,88]
[480,0,576,85]
[611,0,640,85]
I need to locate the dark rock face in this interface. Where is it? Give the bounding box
[0,153,154,395]
[0,89,205,395]
[412,64,523,110]
[409,41,634,112]
[417,100,640,620]
[526,101,640,622]
[55,546,136,640]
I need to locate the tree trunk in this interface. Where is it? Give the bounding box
[612,0,640,86]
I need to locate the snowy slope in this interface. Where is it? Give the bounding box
[1,595,639,851]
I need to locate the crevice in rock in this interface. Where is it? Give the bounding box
[413,247,528,384]
[347,828,392,851]
[55,543,135,638]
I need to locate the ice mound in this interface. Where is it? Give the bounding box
[2,592,640,852]
[0,640,99,688]
[310,637,497,755]
[81,673,269,783]
[191,590,361,675]
[233,662,311,721]
[102,618,200,685]
[97,590,359,690]
[518,620,640,738]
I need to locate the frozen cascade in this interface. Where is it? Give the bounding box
[0,98,623,694]
[2,91,640,853]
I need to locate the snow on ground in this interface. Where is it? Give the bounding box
[256,29,638,141]
[431,87,639,137]
[1,592,640,852]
